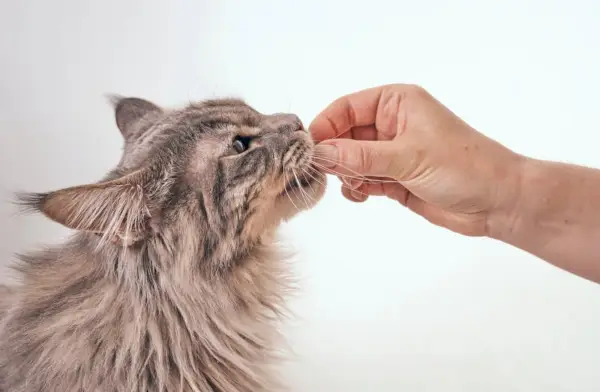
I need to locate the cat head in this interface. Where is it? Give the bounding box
[20,97,326,255]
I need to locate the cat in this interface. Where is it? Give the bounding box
[0,96,326,392]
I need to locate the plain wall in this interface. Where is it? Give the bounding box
[1,1,600,391]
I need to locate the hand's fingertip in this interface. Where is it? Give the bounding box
[350,189,368,202]
[342,193,358,203]
[383,183,410,205]
[307,113,324,130]
[308,116,333,142]
[341,184,365,203]
[341,184,353,199]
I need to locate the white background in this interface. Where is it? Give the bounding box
[1,1,600,391]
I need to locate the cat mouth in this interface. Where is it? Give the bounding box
[281,172,315,195]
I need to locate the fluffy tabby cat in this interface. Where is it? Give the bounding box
[0,97,326,392]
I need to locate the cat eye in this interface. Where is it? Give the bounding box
[232,136,251,154]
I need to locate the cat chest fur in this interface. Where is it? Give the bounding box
[0,234,290,392]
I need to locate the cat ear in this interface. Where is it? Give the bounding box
[17,170,154,245]
[108,95,162,137]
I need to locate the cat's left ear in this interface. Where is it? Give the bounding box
[108,95,163,139]
[17,170,156,245]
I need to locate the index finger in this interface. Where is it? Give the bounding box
[309,85,384,142]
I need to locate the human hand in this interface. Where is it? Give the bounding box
[309,84,524,237]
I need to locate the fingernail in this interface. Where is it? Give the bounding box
[314,144,337,168]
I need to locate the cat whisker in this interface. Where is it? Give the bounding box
[301,167,326,188]
[283,172,301,213]
[305,165,374,198]
[292,170,313,208]
[311,161,397,185]
[311,154,398,183]
[300,168,323,199]
[296,169,316,206]
[304,176,315,205]
[311,153,396,181]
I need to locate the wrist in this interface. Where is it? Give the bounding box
[486,155,542,245]
[486,156,600,282]
[487,156,592,249]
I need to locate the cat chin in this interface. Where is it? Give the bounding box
[275,173,327,216]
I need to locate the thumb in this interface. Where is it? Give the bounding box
[313,140,401,179]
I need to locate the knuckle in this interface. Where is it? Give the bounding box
[385,83,430,104]
[385,83,427,97]
[358,145,373,172]
[406,84,427,96]
[336,147,349,166]
[344,100,358,129]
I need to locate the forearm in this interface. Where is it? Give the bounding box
[490,158,600,283]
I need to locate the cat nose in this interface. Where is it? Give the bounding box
[287,114,304,131]
[273,113,305,133]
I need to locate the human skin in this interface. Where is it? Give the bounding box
[310,84,600,284]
